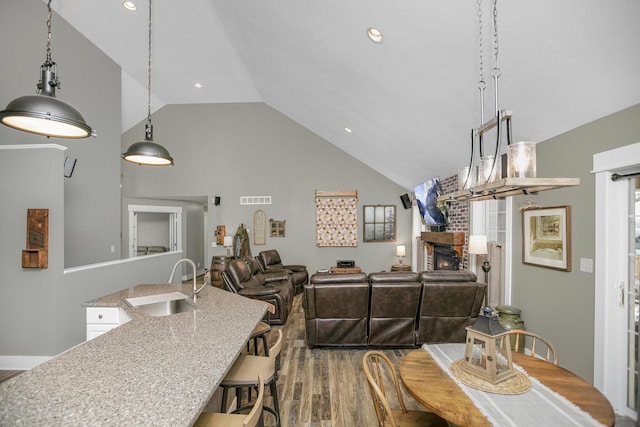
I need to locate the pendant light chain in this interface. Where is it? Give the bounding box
[476,0,485,124]
[476,0,486,158]
[491,0,501,115]
[45,0,53,66]
[147,0,153,125]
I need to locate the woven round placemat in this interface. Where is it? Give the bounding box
[449,358,531,395]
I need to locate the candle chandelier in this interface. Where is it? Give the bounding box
[459,0,536,191]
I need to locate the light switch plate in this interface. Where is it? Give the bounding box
[580,258,593,273]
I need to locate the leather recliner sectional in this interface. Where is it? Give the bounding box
[303,270,486,348]
[221,256,294,325]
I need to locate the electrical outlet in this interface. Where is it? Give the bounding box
[580,258,593,273]
[110,245,115,253]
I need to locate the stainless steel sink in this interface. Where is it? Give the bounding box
[124,292,197,317]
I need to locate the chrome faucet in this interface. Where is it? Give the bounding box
[168,258,206,302]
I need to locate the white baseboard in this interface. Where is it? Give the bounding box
[0,355,53,370]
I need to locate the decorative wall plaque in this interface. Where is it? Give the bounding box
[269,219,286,237]
[254,210,266,245]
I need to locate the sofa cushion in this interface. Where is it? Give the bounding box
[303,281,369,347]
[368,281,421,346]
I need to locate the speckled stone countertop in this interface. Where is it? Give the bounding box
[0,283,266,426]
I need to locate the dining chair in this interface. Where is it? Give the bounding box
[506,330,559,365]
[362,351,449,427]
[221,329,283,427]
[194,374,264,427]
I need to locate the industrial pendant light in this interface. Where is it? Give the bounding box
[122,0,173,166]
[0,0,94,139]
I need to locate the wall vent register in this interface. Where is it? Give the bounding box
[240,196,272,205]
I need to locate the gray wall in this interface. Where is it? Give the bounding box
[0,1,150,362]
[121,103,413,274]
[0,0,122,269]
[511,103,640,382]
[0,146,65,357]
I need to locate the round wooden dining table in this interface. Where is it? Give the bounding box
[399,349,615,427]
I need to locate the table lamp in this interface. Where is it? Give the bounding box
[396,245,406,265]
[223,235,233,257]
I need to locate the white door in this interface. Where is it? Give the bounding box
[594,142,640,420]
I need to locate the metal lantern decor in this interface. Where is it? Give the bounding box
[461,307,517,385]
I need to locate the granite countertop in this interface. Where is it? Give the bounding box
[0,283,267,426]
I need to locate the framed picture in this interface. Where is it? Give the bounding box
[522,206,571,271]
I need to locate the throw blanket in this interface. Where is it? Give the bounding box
[423,343,605,427]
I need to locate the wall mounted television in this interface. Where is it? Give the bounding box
[413,177,449,230]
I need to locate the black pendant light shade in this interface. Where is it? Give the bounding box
[0,67,93,138]
[0,1,93,139]
[122,124,173,166]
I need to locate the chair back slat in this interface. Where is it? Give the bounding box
[507,330,558,365]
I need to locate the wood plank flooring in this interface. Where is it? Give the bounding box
[250,293,425,427]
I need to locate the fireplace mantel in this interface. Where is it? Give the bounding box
[421,231,465,257]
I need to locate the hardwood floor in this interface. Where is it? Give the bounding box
[251,293,422,427]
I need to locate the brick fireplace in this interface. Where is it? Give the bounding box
[419,174,470,270]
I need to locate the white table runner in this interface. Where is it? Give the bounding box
[423,343,606,427]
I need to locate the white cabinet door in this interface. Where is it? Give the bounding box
[85,307,130,341]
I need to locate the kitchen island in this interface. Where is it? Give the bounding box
[0,283,266,426]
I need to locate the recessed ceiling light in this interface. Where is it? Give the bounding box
[367,27,383,44]
[123,1,137,11]
[344,127,352,133]
[193,83,203,88]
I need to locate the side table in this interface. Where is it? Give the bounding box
[391,264,411,272]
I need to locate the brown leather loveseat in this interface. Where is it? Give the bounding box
[303,270,486,348]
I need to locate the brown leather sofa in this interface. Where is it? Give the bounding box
[221,256,294,325]
[256,250,308,295]
[303,270,486,348]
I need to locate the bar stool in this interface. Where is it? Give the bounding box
[221,329,283,427]
[248,322,270,356]
[248,301,276,356]
[194,375,264,427]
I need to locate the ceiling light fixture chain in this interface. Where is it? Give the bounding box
[147,0,153,125]
[491,0,501,116]
[477,0,485,121]
[45,0,53,66]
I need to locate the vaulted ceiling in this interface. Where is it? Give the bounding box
[51,0,640,189]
